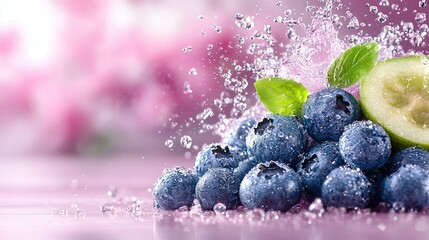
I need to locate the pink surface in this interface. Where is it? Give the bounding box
[2,156,429,240]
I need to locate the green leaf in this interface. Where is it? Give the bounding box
[327,42,379,88]
[254,77,309,116]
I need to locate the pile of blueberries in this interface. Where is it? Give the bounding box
[153,88,429,212]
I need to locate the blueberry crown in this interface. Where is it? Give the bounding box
[335,94,351,114]
[211,145,232,158]
[302,154,317,173]
[257,161,285,179]
[254,118,274,135]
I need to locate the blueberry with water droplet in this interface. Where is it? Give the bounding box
[194,144,247,177]
[381,165,429,210]
[233,156,260,182]
[321,166,372,209]
[339,121,391,171]
[246,115,308,167]
[239,161,302,211]
[196,168,240,210]
[226,117,256,150]
[383,147,429,174]
[297,141,345,199]
[303,88,362,142]
[153,167,198,210]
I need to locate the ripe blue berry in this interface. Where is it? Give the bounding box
[239,161,302,211]
[381,165,429,210]
[227,117,257,150]
[194,144,246,177]
[339,121,391,171]
[303,88,362,142]
[153,167,198,210]
[384,147,429,174]
[321,167,372,209]
[297,142,345,199]
[246,115,308,166]
[233,156,259,182]
[196,168,240,210]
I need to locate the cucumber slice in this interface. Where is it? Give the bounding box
[360,56,429,150]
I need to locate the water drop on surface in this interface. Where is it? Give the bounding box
[276,1,282,6]
[180,135,192,149]
[101,203,117,216]
[74,210,86,219]
[377,223,387,231]
[197,15,204,20]
[58,209,68,217]
[213,203,227,215]
[419,0,427,8]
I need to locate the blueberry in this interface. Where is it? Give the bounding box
[194,144,246,177]
[196,168,240,210]
[339,121,391,171]
[321,166,372,209]
[297,142,345,199]
[239,161,302,211]
[227,117,257,150]
[153,167,198,210]
[303,88,362,142]
[233,156,259,182]
[364,169,385,208]
[384,147,429,174]
[246,115,308,166]
[381,165,429,210]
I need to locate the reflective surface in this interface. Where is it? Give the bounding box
[2,156,429,240]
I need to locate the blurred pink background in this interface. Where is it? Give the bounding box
[0,0,426,156]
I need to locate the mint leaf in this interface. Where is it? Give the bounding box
[254,77,309,116]
[327,42,379,88]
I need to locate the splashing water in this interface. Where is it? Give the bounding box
[164,0,429,155]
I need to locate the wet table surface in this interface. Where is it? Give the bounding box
[2,155,429,240]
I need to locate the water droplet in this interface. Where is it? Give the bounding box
[347,17,360,29]
[74,210,86,219]
[308,198,325,217]
[419,0,427,8]
[212,24,222,33]
[415,13,427,23]
[235,14,255,29]
[107,185,118,198]
[101,203,117,216]
[188,68,197,76]
[197,15,204,20]
[207,44,213,50]
[376,12,388,23]
[391,4,399,10]
[182,46,192,53]
[377,223,387,231]
[287,29,298,40]
[379,0,389,7]
[276,1,282,6]
[213,203,227,215]
[57,209,68,217]
[196,108,214,121]
[370,6,379,14]
[183,81,193,94]
[180,135,192,149]
[165,139,174,148]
